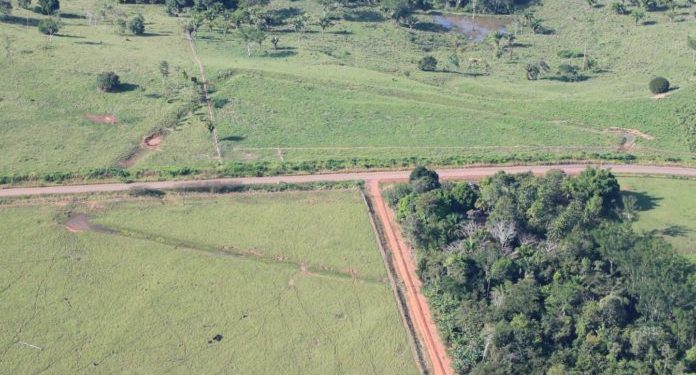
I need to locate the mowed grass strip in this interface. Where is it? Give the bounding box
[620,176,696,262]
[0,191,418,374]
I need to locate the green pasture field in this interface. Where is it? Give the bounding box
[0,0,214,175]
[1,0,695,178]
[0,190,419,373]
[620,176,696,262]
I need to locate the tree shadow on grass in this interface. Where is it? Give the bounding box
[413,22,449,33]
[343,9,385,22]
[114,83,140,93]
[74,40,106,45]
[0,15,40,27]
[268,7,304,21]
[661,225,690,238]
[265,50,297,58]
[58,12,84,19]
[220,135,245,142]
[623,191,661,211]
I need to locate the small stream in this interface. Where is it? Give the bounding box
[433,13,512,42]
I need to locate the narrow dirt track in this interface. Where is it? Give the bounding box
[368,180,453,375]
[2,164,695,198]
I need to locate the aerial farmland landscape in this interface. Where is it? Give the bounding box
[1,0,695,372]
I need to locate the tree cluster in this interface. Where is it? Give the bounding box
[388,167,696,374]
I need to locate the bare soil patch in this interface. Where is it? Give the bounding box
[65,213,92,233]
[142,133,164,149]
[605,127,655,140]
[85,113,118,125]
[652,92,672,100]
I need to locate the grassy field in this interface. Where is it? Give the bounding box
[620,176,696,262]
[0,190,419,373]
[1,0,695,179]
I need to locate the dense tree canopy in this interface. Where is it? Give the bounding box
[389,167,696,374]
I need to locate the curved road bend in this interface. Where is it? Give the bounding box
[1,164,695,198]
[2,164,695,375]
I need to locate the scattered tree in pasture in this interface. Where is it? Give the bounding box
[585,0,597,9]
[0,0,11,19]
[37,18,60,40]
[292,15,307,33]
[381,0,412,24]
[317,13,333,33]
[128,14,145,35]
[525,60,549,80]
[18,0,31,9]
[239,26,266,56]
[36,0,59,15]
[403,15,417,29]
[418,55,438,72]
[649,76,670,94]
[159,60,169,82]
[96,71,120,92]
[115,17,127,34]
[270,35,279,49]
[611,1,627,14]
[630,8,645,25]
[505,33,516,59]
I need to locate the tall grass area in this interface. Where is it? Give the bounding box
[620,176,696,262]
[0,190,419,373]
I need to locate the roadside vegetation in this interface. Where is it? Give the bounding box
[387,167,696,373]
[0,189,419,373]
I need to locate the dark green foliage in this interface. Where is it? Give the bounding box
[36,0,58,14]
[611,1,627,14]
[556,64,585,82]
[649,76,670,94]
[418,55,438,71]
[557,49,584,58]
[127,14,146,35]
[96,71,120,92]
[17,0,30,9]
[0,0,12,19]
[394,167,696,374]
[409,165,440,193]
[37,18,60,35]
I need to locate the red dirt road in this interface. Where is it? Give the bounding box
[368,180,453,375]
[2,163,695,374]
[2,163,695,198]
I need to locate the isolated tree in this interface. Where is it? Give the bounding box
[292,15,307,33]
[0,0,11,19]
[270,36,279,49]
[239,26,266,56]
[158,60,169,82]
[585,0,597,9]
[418,55,438,71]
[525,60,549,80]
[505,33,516,59]
[630,8,645,25]
[381,0,412,24]
[96,71,120,92]
[36,0,59,15]
[317,13,333,33]
[128,14,145,35]
[649,76,670,94]
[115,17,127,34]
[611,1,627,14]
[37,18,60,40]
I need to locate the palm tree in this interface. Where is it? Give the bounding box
[630,8,645,25]
[505,33,516,59]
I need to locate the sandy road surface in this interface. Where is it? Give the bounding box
[368,180,453,375]
[1,164,695,198]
